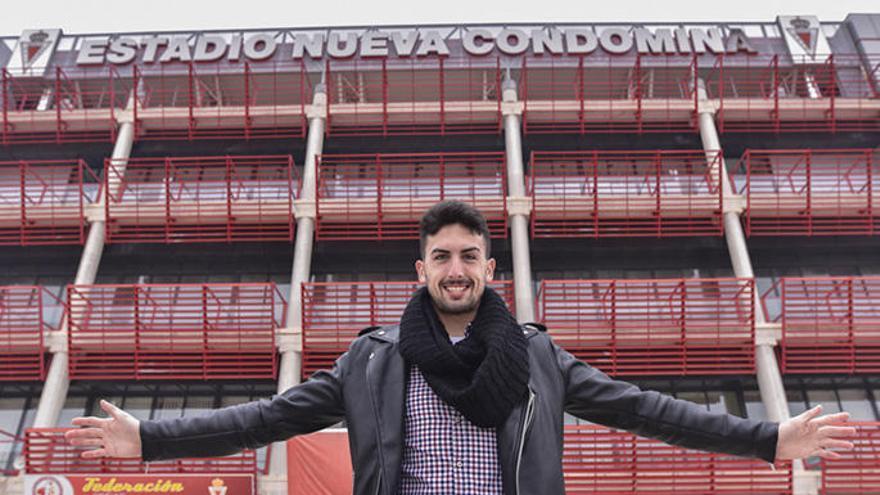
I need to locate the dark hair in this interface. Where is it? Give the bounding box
[419,200,491,258]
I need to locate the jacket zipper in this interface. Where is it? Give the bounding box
[515,389,536,495]
[366,351,386,495]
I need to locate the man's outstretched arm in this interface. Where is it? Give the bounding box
[555,342,855,462]
[65,363,348,460]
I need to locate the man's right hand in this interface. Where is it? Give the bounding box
[64,400,142,459]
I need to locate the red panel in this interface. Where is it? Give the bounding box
[0,286,62,381]
[737,149,878,237]
[821,422,880,494]
[325,57,502,136]
[522,54,699,135]
[705,54,880,134]
[530,150,724,238]
[300,281,515,379]
[316,152,507,240]
[24,428,256,474]
[66,283,284,380]
[1,67,122,145]
[287,431,352,495]
[0,159,99,245]
[539,278,755,376]
[563,425,792,494]
[772,276,880,374]
[104,155,297,243]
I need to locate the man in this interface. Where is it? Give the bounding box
[68,200,855,495]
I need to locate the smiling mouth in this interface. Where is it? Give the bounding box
[442,283,472,295]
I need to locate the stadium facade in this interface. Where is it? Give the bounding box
[0,13,879,495]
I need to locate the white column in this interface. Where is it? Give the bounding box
[695,79,811,490]
[695,79,790,424]
[267,84,326,483]
[501,78,536,323]
[32,119,135,428]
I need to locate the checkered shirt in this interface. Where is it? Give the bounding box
[398,365,503,495]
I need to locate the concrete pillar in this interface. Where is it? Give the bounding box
[501,78,536,323]
[32,120,135,428]
[695,79,790,424]
[267,84,326,482]
[695,79,809,489]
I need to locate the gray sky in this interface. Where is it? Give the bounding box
[1,0,877,35]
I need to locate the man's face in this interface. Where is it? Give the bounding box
[416,223,496,316]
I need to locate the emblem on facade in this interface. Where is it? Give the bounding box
[786,17,818,55]
[20,30,52,69]
[30,476,64,495]
[208,478,228,495]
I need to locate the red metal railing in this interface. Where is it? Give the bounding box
[104,155,298,243]
[325,56,502,136]
[0,159,100,245]
[539,278,755,376]
[760,276,880,374]
[0,286,64,381]
[1,67,125,145]
[132,61,310,141]
[521,53,699,134]
[3,54,876,144]
[705,54,879,133]
[820,422,880,494]
[66,283,285,380]
[735,149,878,237]
[24,428,256,474]
[1,428,23,475]
[316,152,507,240]
[300,281,515,379]
[563,424,792,494]
[529,150,724,238]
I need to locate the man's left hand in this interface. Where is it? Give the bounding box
[776,405,856,461]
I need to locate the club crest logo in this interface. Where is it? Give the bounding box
[776,15,830,63]
[7,29,62,76]
[21,30,52,69]
[786,17,818,55]
[208,478,228,495]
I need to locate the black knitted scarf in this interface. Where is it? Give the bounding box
[398,286,530,428]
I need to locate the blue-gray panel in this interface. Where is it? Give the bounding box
[0,38,12,69]
[844,14,880,94]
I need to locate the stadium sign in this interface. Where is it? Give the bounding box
[24,474,255,495]
[73,26,757,65]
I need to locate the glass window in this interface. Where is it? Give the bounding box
[220,396,252,409]
[183,396,216,418]
[256,446,269,473]
[787,389,808,416]
[838,389,875,421]
[57,397,88,429]
[153,397,184,420]
[744,390,768,420]
[706,391,743,417]
[676,391,709,410]
[123,397,154,422]
[89,396,123,417]
[806,390,841,414]
[0,398,25,471]
[0,399,24,436]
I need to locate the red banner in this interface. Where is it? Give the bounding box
[24,474,254,495]
[287,430,352,495]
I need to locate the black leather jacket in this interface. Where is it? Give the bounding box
[141,325,778,495]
